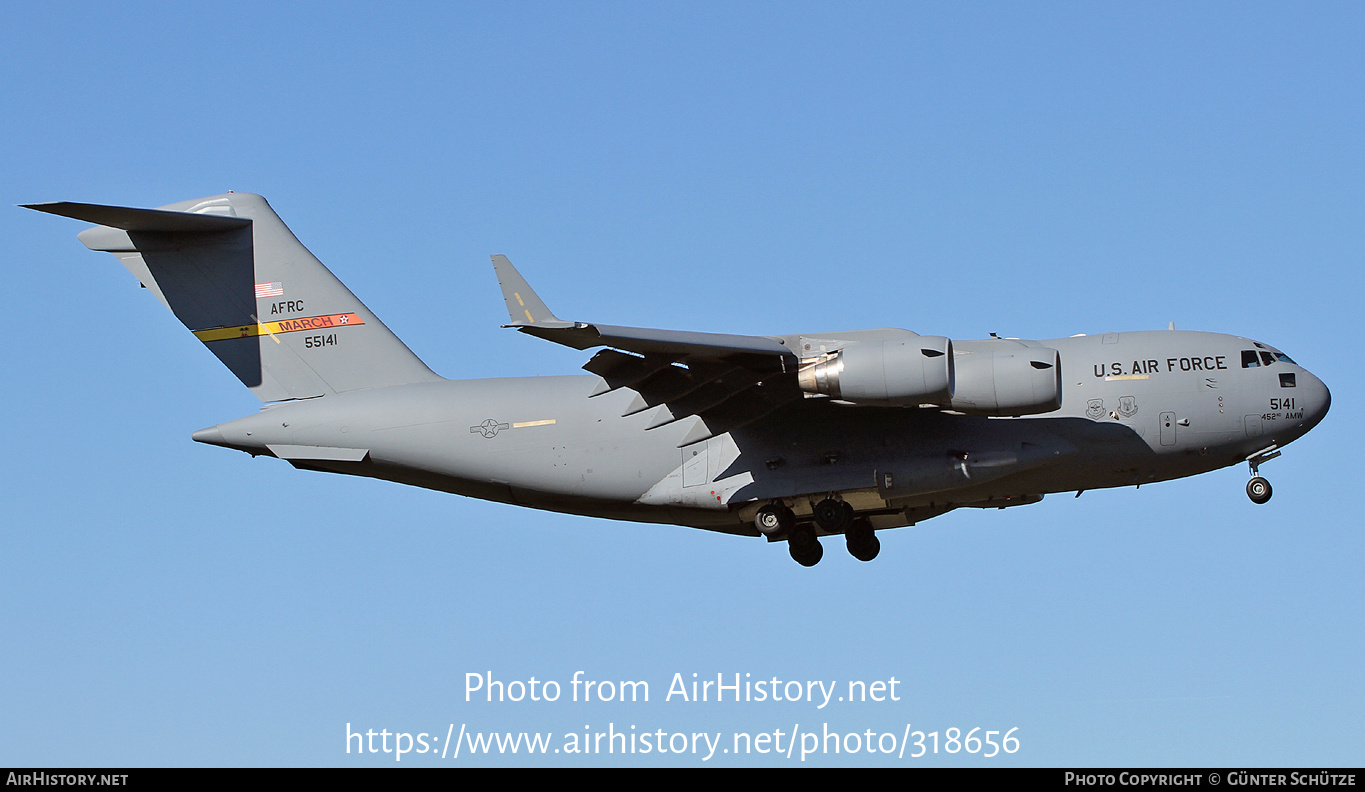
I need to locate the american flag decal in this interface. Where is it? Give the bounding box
[255,281,283,298]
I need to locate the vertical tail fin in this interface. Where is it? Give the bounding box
[26,193,441,402]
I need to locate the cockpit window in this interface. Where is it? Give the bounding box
[1242,350,1260,368]
[1259,351,1275,366]
[1274,352,1296,364]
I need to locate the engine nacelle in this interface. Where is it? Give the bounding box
[798,336,954,405]
[949,342,1061,416]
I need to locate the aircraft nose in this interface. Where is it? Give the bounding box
[192,424,227,447]
[1300,370,1331,430]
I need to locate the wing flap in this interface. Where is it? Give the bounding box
[582,349,677,392]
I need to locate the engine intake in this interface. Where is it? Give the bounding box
[949,342,1061,416]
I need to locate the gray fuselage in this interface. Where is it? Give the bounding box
[195,329,1330,536]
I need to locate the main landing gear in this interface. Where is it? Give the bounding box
[812,497,853,534]
[754,498,881,566]
[845,518,880,562]
[1245,445,1281,505]
[788,524,823,567]
[755,502,821,566]
[754,502,794,537]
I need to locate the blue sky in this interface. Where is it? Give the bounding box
[2,2,1361,766]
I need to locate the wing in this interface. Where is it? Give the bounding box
[491,255,803,446]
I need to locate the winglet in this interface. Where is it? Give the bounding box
[491,255,575,328]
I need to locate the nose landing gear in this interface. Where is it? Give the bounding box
[1245,444,1281,504]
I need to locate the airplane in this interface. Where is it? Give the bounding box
[24,193,1331,566]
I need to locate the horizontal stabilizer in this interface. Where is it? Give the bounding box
[26,192,441,402]
[22,201,250,233]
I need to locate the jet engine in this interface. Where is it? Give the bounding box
[797,336,954,405]
[948,342,1061,416]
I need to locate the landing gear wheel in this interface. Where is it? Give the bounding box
[788,524,824,567]
[850,535,880,562]
[813,498,852,533]
[845,519,880,562]
[754,503,794,537]
[1247,476,1272,504]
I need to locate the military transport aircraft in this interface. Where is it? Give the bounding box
[25,193,1331,566]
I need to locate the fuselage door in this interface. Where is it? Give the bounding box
[1160,412,1177,446]
[682,444,708,487]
